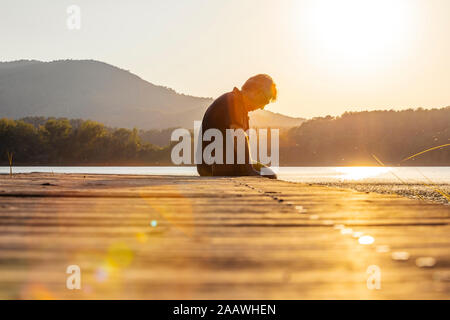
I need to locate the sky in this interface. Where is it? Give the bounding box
[1,0,449,118]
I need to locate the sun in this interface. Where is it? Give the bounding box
[302,0,415,69]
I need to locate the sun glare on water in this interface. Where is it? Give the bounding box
[335,167,392,181]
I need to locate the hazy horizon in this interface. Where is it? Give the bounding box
[1,0,450,118]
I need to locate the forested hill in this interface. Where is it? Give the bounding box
[0,60,303,130]
[280,107,450,166]
[0,60,211,129]
[0,107,449,165]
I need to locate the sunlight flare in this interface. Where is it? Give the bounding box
[303,0,415,70]
[335,167,391,181]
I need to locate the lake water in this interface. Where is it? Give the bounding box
[1,166,449,184]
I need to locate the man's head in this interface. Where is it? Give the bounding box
[241,74,277,111]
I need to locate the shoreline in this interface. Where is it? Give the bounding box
[316,182,449,205]
[1,167,449,205]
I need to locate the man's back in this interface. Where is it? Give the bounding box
[197,87,249,176]
[201,87,249,134]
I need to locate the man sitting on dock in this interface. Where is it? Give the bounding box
[197,74,278,178]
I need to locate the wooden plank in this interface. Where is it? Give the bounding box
[0,173,449,299]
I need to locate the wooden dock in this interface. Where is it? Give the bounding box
[0,173,449,299]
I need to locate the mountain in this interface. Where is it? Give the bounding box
[0,60,304,129]
[249,110,304,128]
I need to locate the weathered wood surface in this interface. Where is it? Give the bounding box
[0,173,449,299]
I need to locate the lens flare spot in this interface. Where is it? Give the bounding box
[107,242,134,268]
[358,235,375,245]
[95,267,108,282]
[416,257,436,268]
[392,251,410,261]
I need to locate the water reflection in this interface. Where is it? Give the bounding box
[2,166,449,184]
[334,167,392,181]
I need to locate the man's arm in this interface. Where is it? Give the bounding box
[229,124,259,176]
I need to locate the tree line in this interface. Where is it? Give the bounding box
[0,117,171,165]
[280,107,450,166]
[1,107,449,166]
